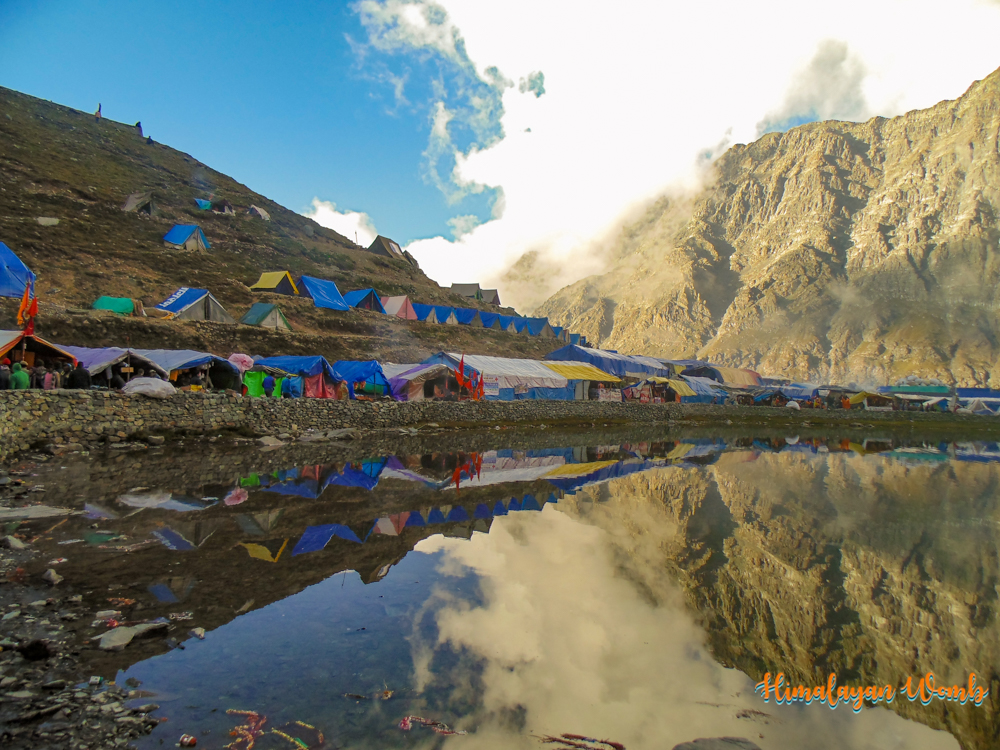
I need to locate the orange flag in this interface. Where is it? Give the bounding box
[16,281,29,327]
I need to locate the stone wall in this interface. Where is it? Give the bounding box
[1,390,995,463]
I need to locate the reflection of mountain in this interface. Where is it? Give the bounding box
[560,453,1000,750]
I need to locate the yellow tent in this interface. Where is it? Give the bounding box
[542,362,621,382]
[645,377,696,396]
[249,271,299,295]
[711,366,761,386]
[542,460,619,478]
[238,539,288,563]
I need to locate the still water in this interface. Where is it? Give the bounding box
[24,436,1000,749]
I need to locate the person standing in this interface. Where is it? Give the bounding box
[10,363,29,390]
[262,374,275,398]
[67,362,92,389]
[0,359,10,390]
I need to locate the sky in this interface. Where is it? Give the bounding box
[2,1,1000,311]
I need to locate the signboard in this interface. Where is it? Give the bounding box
[598,388,622,402]
[483,377,500,398]
[513,384,529,395]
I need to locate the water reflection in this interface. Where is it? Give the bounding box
[16,435,1000,749]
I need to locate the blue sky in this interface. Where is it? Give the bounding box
[0,0,495,244]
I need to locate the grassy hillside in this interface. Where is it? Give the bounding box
[0,86,555,362]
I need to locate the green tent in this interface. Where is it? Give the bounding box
[239,302,292,331]
[92,296,136,315]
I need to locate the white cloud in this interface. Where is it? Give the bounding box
[356,0,1000,311]
[447,213,480,238]
[303,198,377,246]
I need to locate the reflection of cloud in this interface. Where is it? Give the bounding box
[415,502,959,750]
[303,198,377,245]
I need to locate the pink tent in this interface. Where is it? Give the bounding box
[381,295,418,320]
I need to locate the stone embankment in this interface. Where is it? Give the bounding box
[1,389,997,462]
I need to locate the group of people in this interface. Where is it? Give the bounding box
[0,359,95,390]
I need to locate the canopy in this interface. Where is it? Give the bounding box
[542,362,621,383]
[250,271,298,295]
[423,352,568,390]
[637,376,697,396]
[680,375,725,402]
[387,363,452,401]
[545,344,672,378]
[254,355,336,380]
[92,296,135,315]
[432,306,457,324]
[240,302,292,330]
[343,288,387,313]
[453,308,481,326]
[132,348,238,374]
[411,303,434,321]
[479,311,501,328]
[495,315,516,331]
[382,363,424,379]
[381,295,418,320]
[0,331,77,364]
[59,346,167,376]
[162,225,210,250]
[683,364,762,387]
[0,242,34,298]
[298,276,350,311]
[524,318,554,337]
[779,383,821,400]
[331,360,388,388]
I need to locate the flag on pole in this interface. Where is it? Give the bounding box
[16,280,30,327]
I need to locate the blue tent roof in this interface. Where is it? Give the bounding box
[163,225,210,249]
[512,318,530,333]
[343,288,387,314]
[298,276,350,311]
[132,348,237,374]
[545,344,672,378]
[411,302,434,321]
[496,315,516,330]
[194,198,212,210]
[479,311,500,328]
[254,355,336,379]
[0,242,35,298]
[155,287,210,314]
[433,305,455,322]
[326,464,382,491]
[331,360,388,388]
[453,308,480,325]
[568,333,581,345]
[525,318,550,336]
[551,326,564,337]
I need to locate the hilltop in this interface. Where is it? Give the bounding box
[538,66,1000,386]
[0,86,552,362]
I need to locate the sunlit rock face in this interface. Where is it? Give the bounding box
[538,68,1000,386]
[558,453,1000,750]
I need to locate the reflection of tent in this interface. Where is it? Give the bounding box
[235,510,285,536]
[249,271,298,295]
[117,491,215,512]
[298,276,350,311]
[92,296,145,316]
[0,242,35,298]
[382,295,417,320]
[240,303,292,331]
[163,225,210,251]
[122,191,156,215]
[60,345,167,377]
[343,288,387,313]
[239,539,287,562]
[0,331,76,365]
[292,524,363,555]
[248,205,271,221]
[155,287,236,323]
[367,235,405,259]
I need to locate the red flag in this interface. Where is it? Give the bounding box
[455,355,466,392]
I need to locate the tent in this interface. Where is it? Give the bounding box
[248,205,271,221]
[240,303,292,331]
[411,303,435,322]
[681,375,726,404]
[155,288,236,323]
[451,283,482,300]
[381,295,418,320]
[387,363,454,401]
[367,235,406,259]
[682,364,762,387]
[543,362,621,400]
[481,289,501,306]
[249,271,298,296]
[298,276,350,311]
[255,355,336,380]
[432,306,458,325]
[194,199,212,210]
[343,288,387,313]
[92,296,145,316]
[453,308,482,327]
[60,346,167,377]
[0,331,76,366]
[122,191,156,215]
[545,344,672,378]
[133,348,239,385]
[211,199,234,215]
[421,352,571,401]
[0,242,35,298]
[479,311,501,329]
[163,225,210,251]
[332,360,390,398]
[524,317,555,337]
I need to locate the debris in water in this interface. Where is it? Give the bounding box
[179,734,198,747]
[537,734,625,750]
[399,715,467,735]
[224,709,325,749]
[42,568,64,585]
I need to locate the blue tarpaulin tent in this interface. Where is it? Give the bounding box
[162,225,210,250]
[298,276,350,311]
[411,303,434,321]
[292,524,362,555]
[546,345,672,378]
[194,198,212,210]
[453,308,481,326]
[331,360,390,397]
[254,355,336,380]
[60,346,168,377]
[154,287,235,323]
[432,306,457,324]
[525,318,553,336]
[132,348,238,375]
[0,243,35,298]
[479,311,501,329]
[343,288,387,313]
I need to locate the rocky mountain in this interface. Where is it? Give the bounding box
[536,67,1000,386]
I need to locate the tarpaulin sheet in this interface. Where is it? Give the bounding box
[545,344,672,378]
[343,289,387,313]
[421,352,567,391]
[0,242,34,298]
[292,524,362,555]
[331,360,388,388]
[92,296,134,315]
[155,287,209,314]
[411,303,434,321]
[299,276,350,311]
[304,373,337,398]
[542,362,621,383]
[453,308,480,325]
[432,306,456,323]
[133,348,237,374]
[60,346,167,376]
[479,311,500,328]
[255,355,336,379]
[162,225,210,248]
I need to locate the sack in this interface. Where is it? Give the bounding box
[122,377,177,399]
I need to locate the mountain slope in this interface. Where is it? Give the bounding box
[537,67,1000,386]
